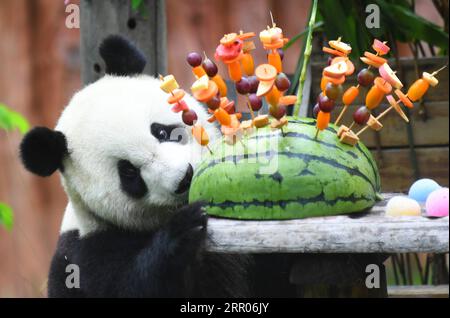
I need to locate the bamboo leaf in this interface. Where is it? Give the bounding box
[375,0,449,50]
[8,111,30,134]
[0,103,29,134]
[131,0,144,10]
[0,203,13,231]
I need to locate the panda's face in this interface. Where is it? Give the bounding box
[55,75,217,230]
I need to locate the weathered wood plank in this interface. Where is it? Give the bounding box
[80,0,167,85]
[374,147,449,192]
[388,285,449,298]
[205,193,449,254]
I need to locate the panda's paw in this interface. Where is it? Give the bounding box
[166,202,208,258]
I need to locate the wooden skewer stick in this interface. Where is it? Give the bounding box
[348,121,356,131]
[206,145,213,155]
[334,106,348,125]
[246,101,256,121]
[355,99,399,137]
[431,64,447,76]
[314,128,320,139]
[270,11,276,27]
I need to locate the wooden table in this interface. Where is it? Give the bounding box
[205,193,449,297]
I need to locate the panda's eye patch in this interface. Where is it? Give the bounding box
[151,123,186,143]
[118,160,139,178]
[117,160,148,199]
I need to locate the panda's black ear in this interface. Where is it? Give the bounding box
[20,127,68,177]
[99,35,147,76]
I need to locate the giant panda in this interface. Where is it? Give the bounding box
[19,35,250,298]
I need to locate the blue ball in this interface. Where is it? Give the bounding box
[408,179,441,203]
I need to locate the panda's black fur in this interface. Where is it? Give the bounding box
[48,203,250,297]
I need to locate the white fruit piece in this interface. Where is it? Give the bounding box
[422,72,439,87]
[329,38,352,55]
[379,63,403,89]
[367,115,383,131]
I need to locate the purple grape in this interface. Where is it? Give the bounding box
[248,94,262,111]
[312,103,320,118]
[248,75,259,94]
[318,94,335,113]
[206,95,221,110]
[275,73,291,92]
[277,48,284,61]
[187,52,202,67]
[357,68,375,87]
[182,109,198,126]
[353,106,370,125]
[235,77,251,95]
[269,105,287,119]
[202,57,218,77]
[325,82,343,100]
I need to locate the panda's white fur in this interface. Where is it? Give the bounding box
[57,75,219,236]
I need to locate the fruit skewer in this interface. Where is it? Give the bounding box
[334,40,390,125]
[159,74,213,154]
[314,38,354,139]
[355,66,446,137]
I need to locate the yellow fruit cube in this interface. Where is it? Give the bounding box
[160,75,179,93]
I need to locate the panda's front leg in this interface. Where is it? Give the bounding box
[121,202,207,297]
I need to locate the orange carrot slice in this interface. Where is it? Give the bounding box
[395,89,413,108]
[374,77,392,94]
[255,64,277,81]
[322,47,346,57]
[212,74,228,97]
[268,51,282,73]
[360,57,382,68]
[241,53,255,76]
[192,66,206,78]
[278,95,297,106]
[193,80,219,102]
[214,107,231,126]
[323,75,345,85]
[227,60,242,82]
[364,51,387,65]
[316,111,331,130]
[192,124,209,146]
[342,86,359,106]
[167,89,185,104]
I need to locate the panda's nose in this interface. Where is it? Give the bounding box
[175,164,193,194]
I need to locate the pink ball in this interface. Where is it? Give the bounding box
[425,188,449,217]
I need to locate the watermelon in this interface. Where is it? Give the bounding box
[189,117,382,220]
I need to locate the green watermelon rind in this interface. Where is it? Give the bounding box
[189,116,382,220]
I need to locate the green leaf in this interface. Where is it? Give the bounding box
[375,0,449,50]
[0,203,14,231]
[8,111,30,134]
[131,0,144,10]
[318,0,363,59]
[0,103,29,134]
